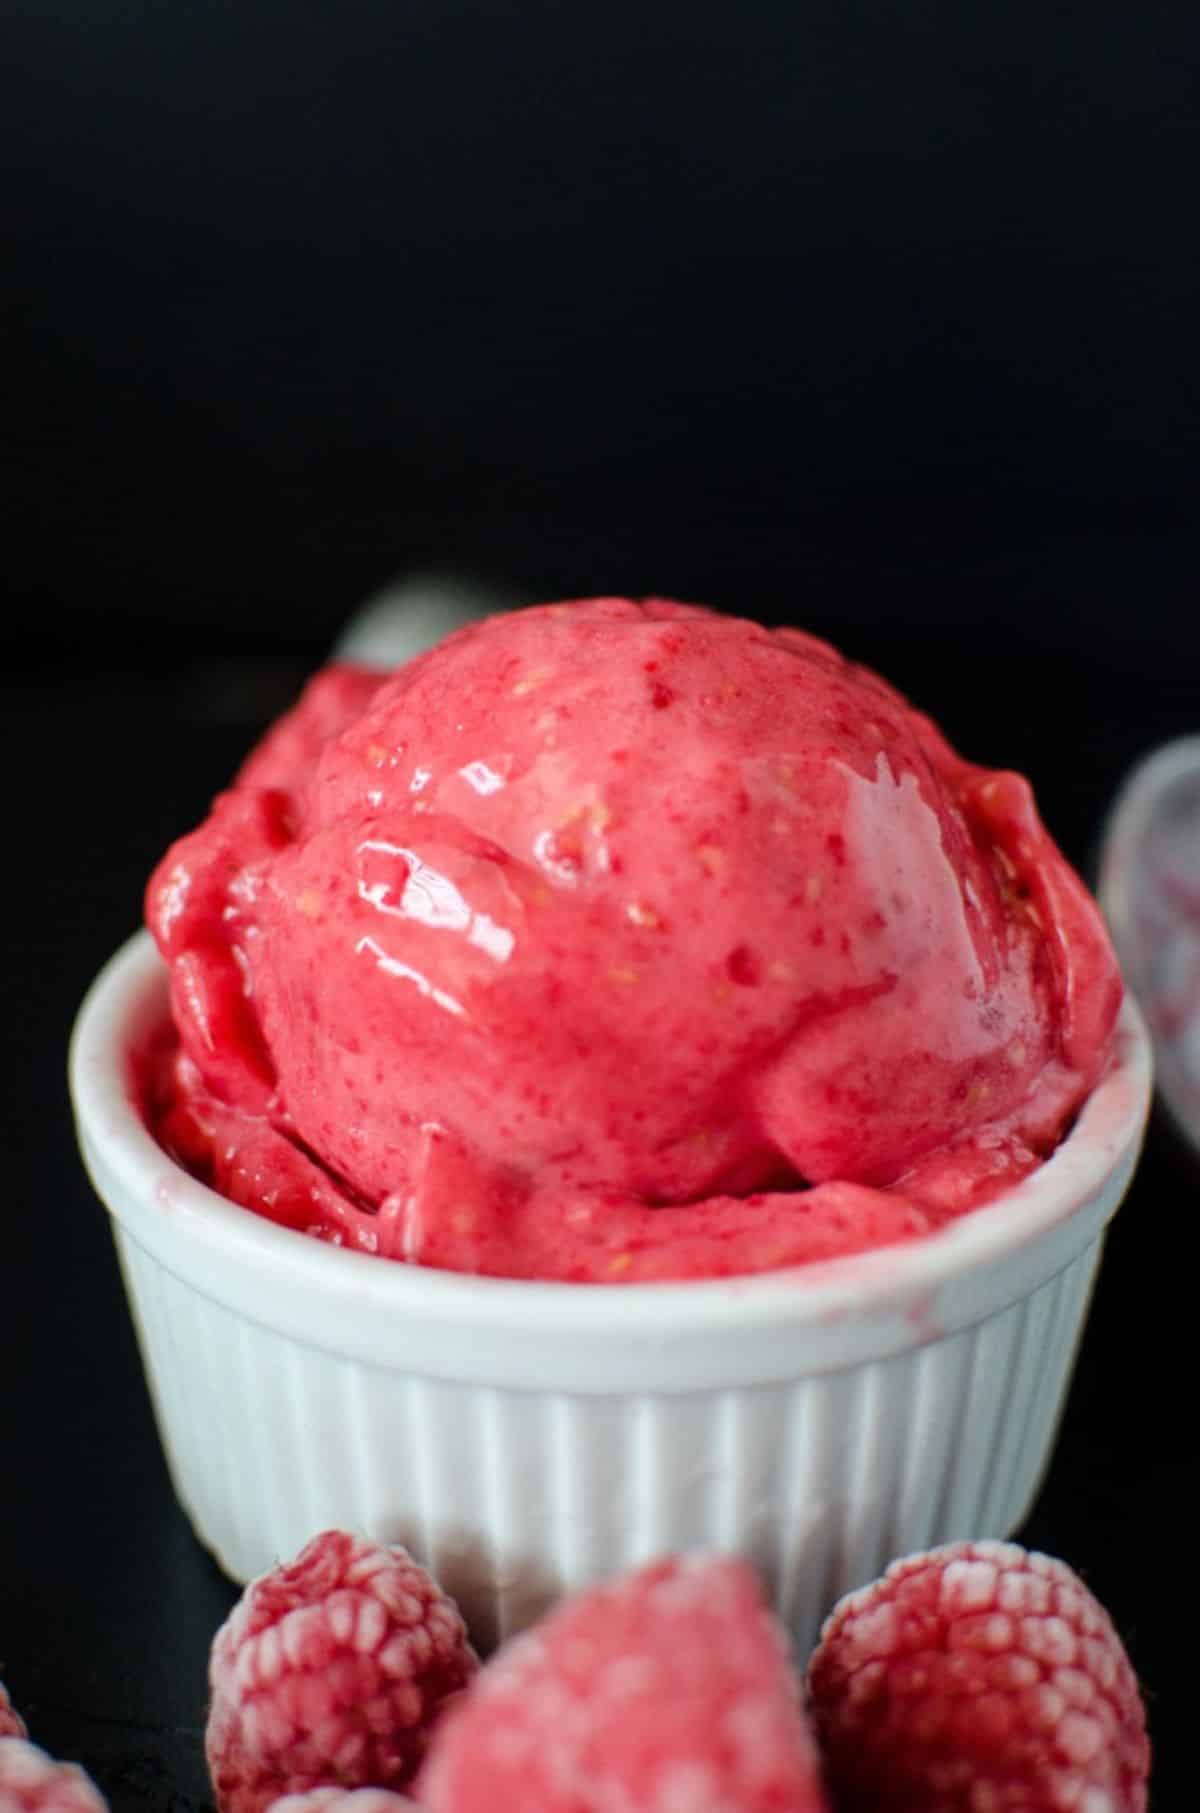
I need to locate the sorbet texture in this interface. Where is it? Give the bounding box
[144,599,1121,1280]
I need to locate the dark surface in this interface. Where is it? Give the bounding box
[4,0,1200,668]
[2,0,1197,1803]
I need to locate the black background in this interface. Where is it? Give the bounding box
[2,1,1197,1806]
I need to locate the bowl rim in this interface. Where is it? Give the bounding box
[70,930,1153,1357]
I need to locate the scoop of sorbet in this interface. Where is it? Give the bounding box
[145,599,1121,1281]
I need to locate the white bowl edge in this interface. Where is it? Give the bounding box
[69,931,1153,1395]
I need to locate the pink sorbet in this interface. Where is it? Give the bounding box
[142,598,1122,1281]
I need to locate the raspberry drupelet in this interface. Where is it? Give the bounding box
[0,1684,26,1742]
[0,1741,107,1813]
[265,1792,418,1813]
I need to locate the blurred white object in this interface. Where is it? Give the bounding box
[1099,736,1200,1158]
[333,571,516,669]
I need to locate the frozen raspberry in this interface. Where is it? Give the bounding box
[808,1539,1150,1812]
[206,1529,477,1813]
[0,1683,26,1741]
[418,1552,830,1812]
[267,1792,419,1813]
[0,1740,107,1813]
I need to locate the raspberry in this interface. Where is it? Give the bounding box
[807,1539,1149,1813]
[0,1740,107,1813]
[418,1552,830,1812]
[0,1683,26,1741]
[267,1792,418,1813]
[206,1530,477,1813]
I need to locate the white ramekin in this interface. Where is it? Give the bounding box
[70,931,1151,1656]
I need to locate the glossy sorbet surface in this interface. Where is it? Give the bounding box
[144,599,1122,1280]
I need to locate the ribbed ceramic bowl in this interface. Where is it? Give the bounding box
[70,931,1151,1655]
